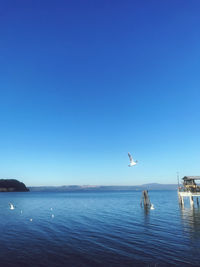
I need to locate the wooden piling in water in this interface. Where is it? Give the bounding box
[141,190,151,208]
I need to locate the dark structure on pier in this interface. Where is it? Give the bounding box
[178,176,200,206]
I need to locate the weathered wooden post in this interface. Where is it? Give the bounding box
[141,190,151,208]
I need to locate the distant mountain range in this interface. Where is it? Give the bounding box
[29,183,178,192]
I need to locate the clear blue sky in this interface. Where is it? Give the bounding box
[0,0,200,186]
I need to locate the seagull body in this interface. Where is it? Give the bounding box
[128,152,138,167]
[150,204,154,210]
[9,203,15,210]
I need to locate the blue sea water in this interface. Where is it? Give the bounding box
[0,190,200,266]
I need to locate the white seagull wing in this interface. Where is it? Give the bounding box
[128,152,134,163]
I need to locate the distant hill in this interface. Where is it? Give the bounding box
[139,183,177,190]
[29,183,178,192]
[0,179,29,192]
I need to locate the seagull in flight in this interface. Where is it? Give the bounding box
[128,152,138,167]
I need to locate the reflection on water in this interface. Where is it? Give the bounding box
[142,206,150,226]
[180,204,200,239]
[143,206,150,216]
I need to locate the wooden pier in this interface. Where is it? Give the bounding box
[178,176,200,206]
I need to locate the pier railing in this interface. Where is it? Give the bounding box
[178,186,200,193]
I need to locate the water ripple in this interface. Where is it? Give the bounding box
[0,191,199,266]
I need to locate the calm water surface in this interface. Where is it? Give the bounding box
[0,191,200,266]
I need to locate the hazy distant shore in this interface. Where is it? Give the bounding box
[28,183,178,192]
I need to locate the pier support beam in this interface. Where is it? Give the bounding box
[190,196,194,206]
[178,191,200,207]
[181,196,184,206]
[178,194,184,206]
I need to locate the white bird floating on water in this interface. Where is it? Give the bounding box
[9,203,15,210]
[51,214,54,218]
[150,204,155,210]
[128,152,138,167]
